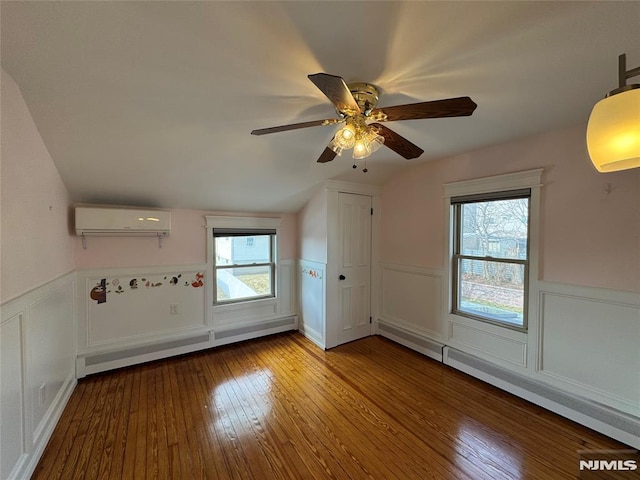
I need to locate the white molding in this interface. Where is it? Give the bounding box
[443,168,544,198]
[298,259,327,349]
[325,179,381,196]
[1,271,77,320]
[299,324,325,349]
[0,269,76,307]
[447,320,528,368]
[15,376,76,480]
[379,262,446,343]
[204,215,282,229]
[537,280,640,306]
[443,348,640,450]
[377,319,444,362]
[441,169,542,365]
[204,215,288,330]
[379,262,444,277]
[77,327,212,358]
[1,273,77,480]
[77,263,207,277]
[212,297,277,314]
[377,314,444,346]
[77,266,208,351]
[535,282,640,417]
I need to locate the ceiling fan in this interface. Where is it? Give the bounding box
[251,73,477,167]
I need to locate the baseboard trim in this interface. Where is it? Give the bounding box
[378,320,444,362]
[375,319,640,449]
[77,332,213,377]
[212,316,297,347]
[443,346,640,449]
[299,324,325,350]
[14,374,77,480]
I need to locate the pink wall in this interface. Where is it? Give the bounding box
[75,209,297,269]
[381,124,640,293]
[1,69,76,303]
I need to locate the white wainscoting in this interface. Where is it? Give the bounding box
[447,316,528,368]
[379,263,446,343]
[376,262,640,447]
[298,259,326,348]
[77,260,297,376]
[77,266,209,354]
[211,259,297,342]
[1,272,77,480]
[536,282,640,418]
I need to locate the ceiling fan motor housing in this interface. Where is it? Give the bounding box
[346,82,380,116]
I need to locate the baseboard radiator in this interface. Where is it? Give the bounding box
[213,316,297,343]
[378,321,445,362]
[77,315,297,377]
[443,346,640,449]
[77,333,213,377]
[377,320,639,449]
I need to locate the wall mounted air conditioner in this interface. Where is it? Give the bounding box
[75,205,171,247]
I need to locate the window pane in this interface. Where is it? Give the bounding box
[215,235,272,266]
[457,258,525,327]
[460,198,528,260]
[216,265,273,302]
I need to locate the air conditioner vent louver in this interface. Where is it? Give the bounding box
[75,205,171,237]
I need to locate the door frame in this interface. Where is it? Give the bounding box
[324,180,381,349]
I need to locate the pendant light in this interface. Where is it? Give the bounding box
[586,54,640,173]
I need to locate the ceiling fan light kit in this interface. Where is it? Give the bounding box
[329,114,386,162]
[587,53,640,173]
[251,72,477,169]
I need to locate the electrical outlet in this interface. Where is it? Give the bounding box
[170,304,179,315]
[39,383,46,406]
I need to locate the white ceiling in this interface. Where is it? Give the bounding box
[2,1,639,213]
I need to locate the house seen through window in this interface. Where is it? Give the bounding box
[214,229,275,304]
[452,189,530,330]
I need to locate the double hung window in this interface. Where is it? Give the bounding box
[213,228,276,304]
[451,189,530,330]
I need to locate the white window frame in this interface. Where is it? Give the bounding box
[205,216,281,307]
[451,190,531,331]
[444,169,543,333]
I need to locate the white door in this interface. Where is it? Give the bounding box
[337,192,372,345]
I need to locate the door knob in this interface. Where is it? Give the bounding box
[339,274,346,280]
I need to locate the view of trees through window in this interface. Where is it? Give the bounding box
[214,233,274,303]
[454,195,529,328]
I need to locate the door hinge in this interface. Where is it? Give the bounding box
[370,207,373,215]
[369,316,372,324]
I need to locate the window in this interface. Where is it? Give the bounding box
[213,228,276,304]
[452,189,530,330]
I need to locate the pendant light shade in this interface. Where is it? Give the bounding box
[586,54,640,173]
[587,89,640,172]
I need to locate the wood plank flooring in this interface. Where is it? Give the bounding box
[32,333,629,479]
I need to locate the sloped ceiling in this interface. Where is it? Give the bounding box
[2,1,639,212]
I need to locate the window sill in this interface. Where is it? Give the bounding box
[447,312,529,340]
[452,309,527,333]
[213,296,277,312]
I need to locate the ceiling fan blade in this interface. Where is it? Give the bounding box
[371,123,424,160]
[316,147,338,164]
[308,73,361,116]
[251,118,339,135]
[370,97,477,122]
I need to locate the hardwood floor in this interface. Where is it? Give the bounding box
[33,333,628,479]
